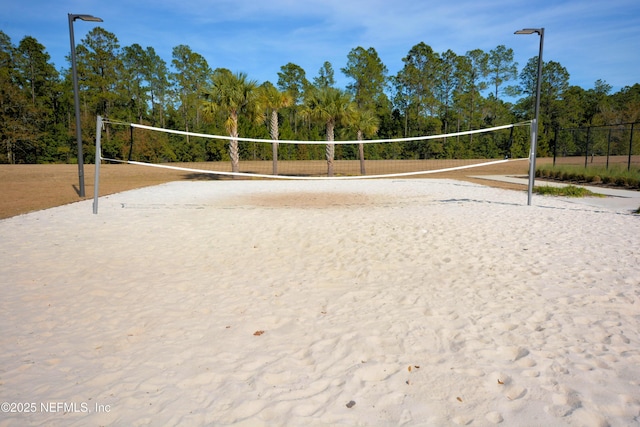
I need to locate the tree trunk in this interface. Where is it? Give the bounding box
[6,140,14,164]
[229,113,239,174]
[272,142,278,175]
[357,130,366,175]
[326,121,335,177]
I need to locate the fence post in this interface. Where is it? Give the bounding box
[553,126,558,166]
[584,127,591,168]
[629,123,635,171]
[128,126,134,162]
[606,128,612,170]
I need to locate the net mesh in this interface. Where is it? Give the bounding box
[98,119,531,180]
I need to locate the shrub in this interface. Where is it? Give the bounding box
[627,177,639,189]
[533,185,601,197]
[536,164,640,189]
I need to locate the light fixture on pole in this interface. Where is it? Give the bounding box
[515,27,544,206]
[69,13,103,198]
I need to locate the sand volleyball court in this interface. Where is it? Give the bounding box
[1,179,639,426]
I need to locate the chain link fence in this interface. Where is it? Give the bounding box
[553,122,639,170]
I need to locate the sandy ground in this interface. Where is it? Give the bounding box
[0,160,532,220]
[1,178,639,426]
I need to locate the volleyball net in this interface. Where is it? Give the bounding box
[92,116,532,212]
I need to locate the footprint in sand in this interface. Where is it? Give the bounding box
[496,346,529,362]
[546,385,582,418]
[504,384,527,400]
[486,372,527,401]
[452,415,473,425]
[485,411,504,424]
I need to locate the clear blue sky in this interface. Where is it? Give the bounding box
[2,0,639,97]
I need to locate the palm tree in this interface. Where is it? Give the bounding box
[257,83,293,175]
[201,69,258,173]
[303,87,354,176]
[348,109,380,175]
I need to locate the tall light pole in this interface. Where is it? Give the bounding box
[69,13,103,197]
[515,28,544,206]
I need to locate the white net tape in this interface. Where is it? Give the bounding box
[124,122,529,145]
[98,119,531,180]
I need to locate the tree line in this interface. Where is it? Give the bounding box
[1,27,639,165]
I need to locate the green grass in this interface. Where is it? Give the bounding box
[536,164,640,190]
[533,185,604,197]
